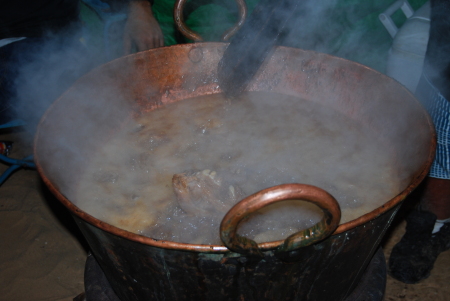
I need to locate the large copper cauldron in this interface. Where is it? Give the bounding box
[34,43,435,301]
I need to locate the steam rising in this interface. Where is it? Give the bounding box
[74,92,405,245]
[10,32,100,137]
[11,0,402,136]
[28,3,434,246]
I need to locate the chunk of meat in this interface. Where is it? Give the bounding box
[172,169,245,216]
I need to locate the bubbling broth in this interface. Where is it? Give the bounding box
[75,91,403,245]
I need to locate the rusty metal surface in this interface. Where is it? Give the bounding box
[34,43,435,300]
[82,245,387,301]
[74,206,396,301]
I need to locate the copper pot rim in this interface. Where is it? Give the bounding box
[34,43,437,254]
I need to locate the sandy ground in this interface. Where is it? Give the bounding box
[0,129,449,301]
[0,131,86,301]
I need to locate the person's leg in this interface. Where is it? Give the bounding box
[388,176,450,284]
[389,0,450,285]
[388,73,450,284]
[420,177,450,220]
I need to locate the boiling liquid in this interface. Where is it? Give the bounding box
[75,92,403,245]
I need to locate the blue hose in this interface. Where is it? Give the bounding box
[0,154,36,186]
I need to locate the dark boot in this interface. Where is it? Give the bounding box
[388,210,450,283]
[434,222,450,252]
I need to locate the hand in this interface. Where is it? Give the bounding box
[123,1,164,54]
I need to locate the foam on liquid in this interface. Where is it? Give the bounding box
[75,92,403,245]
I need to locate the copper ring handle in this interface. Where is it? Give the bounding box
[220,184,341,257]
[174,0,247,42]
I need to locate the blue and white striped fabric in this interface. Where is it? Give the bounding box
[417,74,450,179]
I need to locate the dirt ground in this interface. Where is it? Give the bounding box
[0,129,449,301]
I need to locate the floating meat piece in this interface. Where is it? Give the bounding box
[172,169,245,216]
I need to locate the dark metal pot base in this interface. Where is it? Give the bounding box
[345,247,386,301]
[83,248,386,301]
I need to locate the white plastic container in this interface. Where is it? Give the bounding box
[380,1,430,92]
